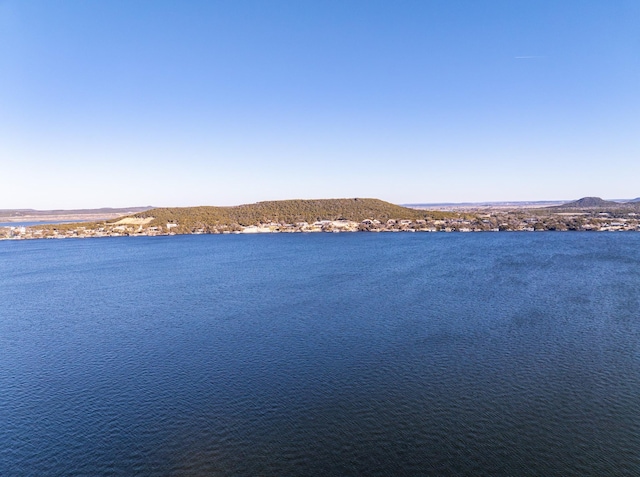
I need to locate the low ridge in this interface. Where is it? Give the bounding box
[131,198,451,229]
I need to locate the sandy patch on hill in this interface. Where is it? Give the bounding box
[111,217,154,225]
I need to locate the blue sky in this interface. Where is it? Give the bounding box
[1,0,639,208]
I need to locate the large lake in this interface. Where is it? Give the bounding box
[1,233,639,476]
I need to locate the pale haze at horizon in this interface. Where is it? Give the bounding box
[1,1,638,209]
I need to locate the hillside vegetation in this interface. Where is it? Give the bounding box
[15,196,640,239]
[131,198,453,228]
[547,196,640,213]
[554,197,622,208]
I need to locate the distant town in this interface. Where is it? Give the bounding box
[2,197,640,240]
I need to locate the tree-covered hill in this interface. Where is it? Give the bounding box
[556,197,622,208]
[547,196,640,213]
[130,198,452,228]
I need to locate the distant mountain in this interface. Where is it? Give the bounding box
[555,197,624,209]
[0,206,154,223]
[626,197,640,203]
[131,198,452,229]
[405,200,566,210]
[0,206,153,217]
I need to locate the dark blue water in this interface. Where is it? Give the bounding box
[1,233,640,476]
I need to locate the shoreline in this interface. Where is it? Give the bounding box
[3,226,639,242]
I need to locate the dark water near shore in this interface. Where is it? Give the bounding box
[1,233,640,476]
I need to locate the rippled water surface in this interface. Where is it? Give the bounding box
[1,233,640,476]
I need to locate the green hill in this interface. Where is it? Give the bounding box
[556,197,622,208]
[130,198,451,229]
[548,196,639,212]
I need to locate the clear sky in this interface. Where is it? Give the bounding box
[1,0,639,209]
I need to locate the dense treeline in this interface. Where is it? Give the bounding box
[131,198,454,228]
